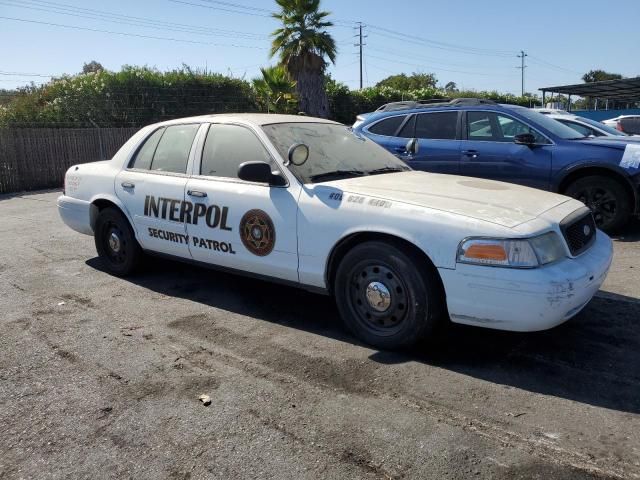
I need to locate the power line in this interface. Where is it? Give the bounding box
[365,53,519,77]
[0,15,268,49]
[168,0,272,18]
[0,0,269,40]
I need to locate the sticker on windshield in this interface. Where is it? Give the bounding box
[620,144,640,169]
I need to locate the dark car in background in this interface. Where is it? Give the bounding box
[353,99,640,231]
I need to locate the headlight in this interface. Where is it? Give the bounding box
[457,232,566,268]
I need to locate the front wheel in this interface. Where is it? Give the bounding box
[564,175,631,232]
[334,241,444,350]
[94,207,142,276]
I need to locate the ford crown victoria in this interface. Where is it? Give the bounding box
[58,114,613,349]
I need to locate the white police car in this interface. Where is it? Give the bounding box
[58,114,613,349]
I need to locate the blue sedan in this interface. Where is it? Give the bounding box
[353,99,640,231]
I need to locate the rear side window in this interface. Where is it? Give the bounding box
[467,112,495,140]
[415,112,458,139]
[200,124,272,179]
[368,115,406,136]
[130,127,164,170]
[150,124,199,174]
[397,115,416,138]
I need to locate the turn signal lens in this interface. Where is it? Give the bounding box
[464,244,507,261]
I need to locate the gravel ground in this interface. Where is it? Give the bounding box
[1,191,639,480]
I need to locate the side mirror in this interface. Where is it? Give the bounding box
[287,143,309,166]
[514,133,536,146]
[406,138,419,155]
[238,161,286,186]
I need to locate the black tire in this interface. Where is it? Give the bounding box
[564,175,631,232]
[94,207,142,276]
[333,241,444,350]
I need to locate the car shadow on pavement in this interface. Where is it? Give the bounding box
[87,256,640,415]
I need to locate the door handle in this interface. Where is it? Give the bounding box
[121,182,135,189]
[187,190,207,198]
[462,150,479,159]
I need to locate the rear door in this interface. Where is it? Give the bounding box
[115,123,201,257]
[184,122,300,282]
[403,111,461,174]
[459,111,552,189]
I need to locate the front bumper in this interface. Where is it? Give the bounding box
[57,195,93,235]
[439,230,613,332]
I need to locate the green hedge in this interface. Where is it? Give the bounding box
[0,67,539,127]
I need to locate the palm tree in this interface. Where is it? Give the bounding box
[252,65,297,114]
[270,0,336,118]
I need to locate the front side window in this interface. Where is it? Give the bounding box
[150,124,199,174]
[415,112,458,140]
[467,112,548,143]
[130,127,164,170]
[367,115,406,136]
[200,124,272,179]
[496,114,548,143]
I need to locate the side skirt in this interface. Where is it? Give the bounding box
[142,249,330,296]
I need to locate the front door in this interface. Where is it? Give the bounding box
[185,123,300,282]
[115,123,201,257]
[460,111,552,189]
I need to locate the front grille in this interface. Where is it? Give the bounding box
[560,207,596,256]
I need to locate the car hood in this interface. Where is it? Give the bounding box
[326,171,573,228]
[580,136,640,145]
[573,137,635,149]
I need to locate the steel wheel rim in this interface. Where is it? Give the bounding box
[347,262,409,336]
[104,221,127,265]
[574,186,617,227]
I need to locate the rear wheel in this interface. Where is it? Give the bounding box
[564,175,631,232]
[94,207,141,276]
[334,241,444,350]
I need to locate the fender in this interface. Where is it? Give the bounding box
[324,225,441,290]
[552,160,639,213]
[88,193,140,239]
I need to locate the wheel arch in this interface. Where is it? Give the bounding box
[89,195,135,232]
[555,164,638,214]
[325,231,446,299]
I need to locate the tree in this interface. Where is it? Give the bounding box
[444,81,458,93]
[582,69,623,83]
[375,72,437,91]
[82,61,104,74]
[270,0,336,118]
[252,65,297,113]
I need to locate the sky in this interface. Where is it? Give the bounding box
[0,0,639,95]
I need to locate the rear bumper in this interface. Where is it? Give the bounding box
[439,230,613,332]
[57,195,93,235]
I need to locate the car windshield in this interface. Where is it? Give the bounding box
[577,117,628,136]
[262,122,410,184]
[515,108,589,139]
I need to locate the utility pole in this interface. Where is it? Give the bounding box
[354,22,367,89]
[516,50,528,97]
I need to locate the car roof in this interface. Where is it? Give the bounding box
[362,101,523,124]
[152,113,341,128]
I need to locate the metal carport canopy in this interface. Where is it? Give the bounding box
[539,76,640,101]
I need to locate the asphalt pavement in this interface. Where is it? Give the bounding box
[1,191,639,479]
